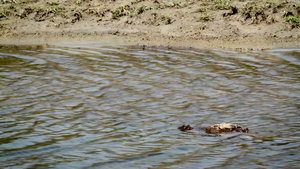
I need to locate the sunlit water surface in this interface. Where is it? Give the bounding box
[0,44,299,169]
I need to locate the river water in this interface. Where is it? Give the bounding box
[0,44,299,169]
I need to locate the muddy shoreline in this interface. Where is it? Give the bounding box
[1,0,300,50]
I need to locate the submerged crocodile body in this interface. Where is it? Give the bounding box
[178,123,249,134]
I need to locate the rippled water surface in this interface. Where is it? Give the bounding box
[0,44,299,169]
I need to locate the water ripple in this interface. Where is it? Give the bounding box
[0,45,299,168]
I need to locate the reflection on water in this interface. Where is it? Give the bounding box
[0,44,299,168]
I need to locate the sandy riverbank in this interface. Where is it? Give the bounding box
[0,0,300,50]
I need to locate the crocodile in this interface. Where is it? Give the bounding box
[178,123,249,134]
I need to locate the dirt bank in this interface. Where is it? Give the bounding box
[0,0,300,50]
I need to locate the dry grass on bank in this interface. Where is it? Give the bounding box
[0,0,300,49]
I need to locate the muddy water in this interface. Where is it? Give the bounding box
[0,44,299,169]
